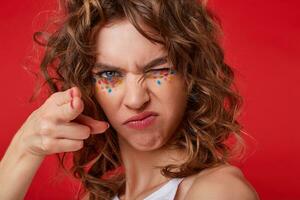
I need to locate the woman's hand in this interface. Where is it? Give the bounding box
[0,86,109,200]
[16,86,109,157]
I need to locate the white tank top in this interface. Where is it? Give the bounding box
[112,178,184,200]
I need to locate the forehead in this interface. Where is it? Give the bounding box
[94,19,167,70]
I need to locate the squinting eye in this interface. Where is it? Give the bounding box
[148,68,171,73]
[95,71,122,79]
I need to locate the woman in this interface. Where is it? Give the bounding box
[0,0,259,199]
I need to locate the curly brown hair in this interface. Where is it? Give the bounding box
[32,0,245,199]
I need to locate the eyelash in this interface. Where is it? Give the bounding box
[95,67,171,79]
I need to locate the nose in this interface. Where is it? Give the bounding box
[123,74,150,110]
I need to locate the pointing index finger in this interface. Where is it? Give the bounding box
[72,114,110,134]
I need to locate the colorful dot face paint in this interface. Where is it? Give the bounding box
[92,72,124,94]
[146,68,177,86]
[92,67,177,94]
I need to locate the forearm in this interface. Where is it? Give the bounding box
[0,132,44,200]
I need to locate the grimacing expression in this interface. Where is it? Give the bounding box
[92,19,188,151]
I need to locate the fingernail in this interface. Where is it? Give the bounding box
[106,123,110,129]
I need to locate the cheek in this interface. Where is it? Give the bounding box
[162,82,187,116]
[155,74,187,126]
[93,80,124,121]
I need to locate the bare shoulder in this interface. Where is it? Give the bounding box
[183,164,260,200]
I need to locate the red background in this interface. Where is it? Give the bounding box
[1,0,299,199]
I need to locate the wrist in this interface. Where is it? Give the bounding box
[10,130,45,164]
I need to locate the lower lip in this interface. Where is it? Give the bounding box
[125,115,157,130]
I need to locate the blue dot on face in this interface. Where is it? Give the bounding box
[157,80,161,85]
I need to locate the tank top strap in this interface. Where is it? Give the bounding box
[112,178,184,200]
[144,178,184,200]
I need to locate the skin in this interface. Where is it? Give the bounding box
[91,19,259,200]
[0,88,109,200]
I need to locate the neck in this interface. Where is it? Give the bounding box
[118,138,185,200]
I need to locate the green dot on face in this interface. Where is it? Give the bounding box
[108,88,112,93]
[157,80,161,85]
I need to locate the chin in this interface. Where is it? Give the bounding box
[131,143,163,152]
[117,128,169,152]
[127,135,166,152]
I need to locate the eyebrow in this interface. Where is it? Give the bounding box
[93,55,169,72]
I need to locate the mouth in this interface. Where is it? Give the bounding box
[123,111,158,130]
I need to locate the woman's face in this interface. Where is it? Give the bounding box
[92,19,187,151]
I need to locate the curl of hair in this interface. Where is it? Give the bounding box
[33,0,244,199]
